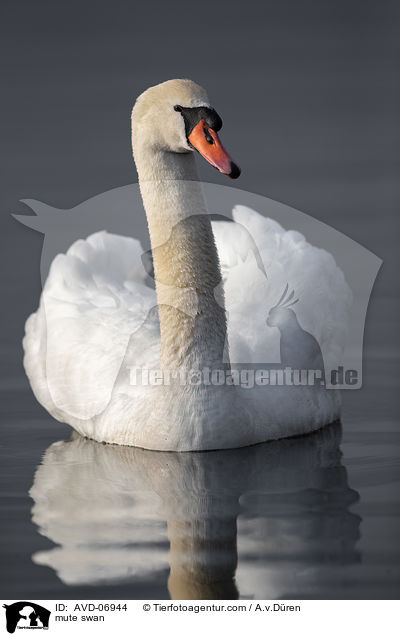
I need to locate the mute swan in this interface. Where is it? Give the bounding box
[23,79,352,451]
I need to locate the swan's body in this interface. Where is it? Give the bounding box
[23,79,351,451]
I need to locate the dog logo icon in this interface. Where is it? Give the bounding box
[2,602,51,633]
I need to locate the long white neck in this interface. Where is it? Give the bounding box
[135,145,228,369]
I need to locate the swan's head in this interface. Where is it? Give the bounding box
[131,79,240,178]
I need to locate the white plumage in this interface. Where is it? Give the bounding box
[24,205,351,450]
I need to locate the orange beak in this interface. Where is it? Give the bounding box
[188,120,241,179]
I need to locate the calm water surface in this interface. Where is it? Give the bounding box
[1,349,399,600]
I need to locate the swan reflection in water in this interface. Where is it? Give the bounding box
[29,423,360,599]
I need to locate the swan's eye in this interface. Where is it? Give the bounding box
[174,105,182,112]
[204,127,214,144]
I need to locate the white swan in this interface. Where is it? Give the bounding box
[23,79,352,451]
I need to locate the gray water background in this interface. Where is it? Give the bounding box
[0,0,399,599]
